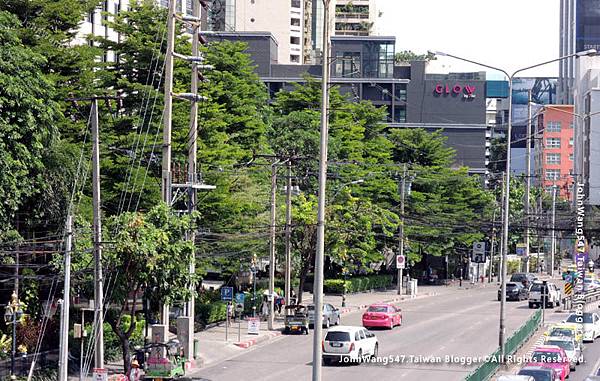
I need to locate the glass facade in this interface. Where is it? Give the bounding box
[335,52,361,78]
[363,42,394,78]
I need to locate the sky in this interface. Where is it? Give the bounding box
[377,0,560,79]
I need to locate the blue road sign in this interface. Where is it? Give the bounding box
[221,287,233,301]
[235,293,245,304]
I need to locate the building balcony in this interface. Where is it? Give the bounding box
[336,12,370,20]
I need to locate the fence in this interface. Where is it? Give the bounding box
[464,309,542,381]
[0,349,58,379]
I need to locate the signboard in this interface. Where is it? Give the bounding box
[221,287,233,301]
[247,317,260,335]
[396,255,406,269]
[93,368,108,381]
[516,243,527,257]
[235,292,246,304]
[433,83,477,99]
[235,303,244,313]
[472,242,486,263]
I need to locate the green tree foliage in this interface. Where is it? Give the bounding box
[394,50,436,64]
[0,11,60,232]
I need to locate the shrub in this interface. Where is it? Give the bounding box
[196,302,227,326]
[324,275,393,294]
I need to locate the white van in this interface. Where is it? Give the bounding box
[322,326,378,365]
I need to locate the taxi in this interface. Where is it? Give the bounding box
[544,323,583,345]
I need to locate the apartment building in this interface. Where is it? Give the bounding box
[535,105,575,200]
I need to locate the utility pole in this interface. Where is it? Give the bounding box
[489,208,496,283]
[312,0,331,379]
[58,215,73,381]
[91,98,105,370]
[285,161,293,306]
[268,163,278,331]
[497,172,506,283]
[551,184,557,278]
[397,164,407,295]
[524,90,532,273]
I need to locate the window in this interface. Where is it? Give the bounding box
[546,169,560,180]
[546,153,561,165]
[569,137,574,146]
[393,106,406,123]
[546,138,561,148]
[291,0,301,8]
[334,52,361,78]
[359,330,366,340]
[290,36,300,45]
[290,55,300,63]
[291,18,300,27]
[547,121,561,132]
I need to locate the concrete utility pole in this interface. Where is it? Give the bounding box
[397,164,407,295]
[58,215,73,381]
[524,90,533,273]
[285,161,293,306]
[312,0,332,379]
[489,208,496,283]
[497,172,506,283]
[91,98,105,370]
[268,163,278,331]
[551,184,557,278]
[160,0,176,326]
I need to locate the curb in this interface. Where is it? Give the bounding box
[338,293,437,315]
[233,331,281,349]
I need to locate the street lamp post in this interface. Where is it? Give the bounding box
[431,48,597,362]
[4,291,23,377]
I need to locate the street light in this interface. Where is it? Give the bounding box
[4,291,23,377]
[329,179,364,203]
[430,48,597,363]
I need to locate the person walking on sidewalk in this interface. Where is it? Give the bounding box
[227,302,234,326]
[261,296,269,321]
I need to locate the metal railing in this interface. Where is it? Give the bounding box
[464,310,542,381]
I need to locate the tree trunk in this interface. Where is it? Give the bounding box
[121,335,131,375]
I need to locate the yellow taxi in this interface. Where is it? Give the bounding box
[544,322,583,344]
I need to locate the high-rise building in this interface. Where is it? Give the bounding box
[535,105,575,200]
[559,0,600,104]
[312,0,377,62]
[573,56,600,205]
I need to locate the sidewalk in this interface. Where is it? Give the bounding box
[191,285,452,369]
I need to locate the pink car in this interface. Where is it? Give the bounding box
[362,303,402,329]
[525,345,570,381]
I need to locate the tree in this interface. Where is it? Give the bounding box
[0,11,60,233]
[85,204,197,373]
[395,50,436,64]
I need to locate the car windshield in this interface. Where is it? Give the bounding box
[549,328,574,337]
[506,283,519,289]
[518,369,552,381]
[546,340,574,351]
[531,351,562,362]
[511,274,526,281]
[530,283,546,292]
[325,331,350,342]
[368,306,388,313]
[566,313,593,324]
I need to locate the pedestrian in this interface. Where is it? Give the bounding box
[261,297,269,321]
[127,359,142,381]
[227,302,234,326]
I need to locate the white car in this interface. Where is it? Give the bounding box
[565,312,600,342]
[497,376,535,381]
[529,281,561,308]
[544,335,582,370]
[322,326,378,365]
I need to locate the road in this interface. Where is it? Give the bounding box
[192,285,536,381]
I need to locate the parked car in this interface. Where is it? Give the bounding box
[544,323,583,345]
[565,312,600,342]
[529,282,561,308]
[322,326,378,365]
[362,304,402,329]
[498,282,529,301]
[525,345,570,381]
[511,272,538,287]
[497,376,535,381]
[544,336,582,370]
[308,303,341,328]
[518,366,559,381]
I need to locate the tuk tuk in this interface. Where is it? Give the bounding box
[284,305,310,335]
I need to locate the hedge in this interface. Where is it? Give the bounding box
[196,302,227,325]
[324,275,393,294]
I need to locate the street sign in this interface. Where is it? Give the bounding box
[396,254,405,269]
[516,243,527,256]
[472,242,486,263]
[564,282,573,296]
[235,292,246,304]
[235,303,244,312]
[247,317,260,335]
[93,368,108,381]
[221,287,233,301]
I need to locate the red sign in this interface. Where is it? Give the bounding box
[434,84,476,99]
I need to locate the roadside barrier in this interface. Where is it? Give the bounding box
[464,310,542,381]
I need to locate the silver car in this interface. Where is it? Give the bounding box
[308,303,341,328]
[545,336,582,370]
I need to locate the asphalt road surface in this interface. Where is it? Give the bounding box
[192,285,537,381]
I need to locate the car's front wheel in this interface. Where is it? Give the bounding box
[372,343,378,358]
[336,316,341,325]
[324,319,330,329]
